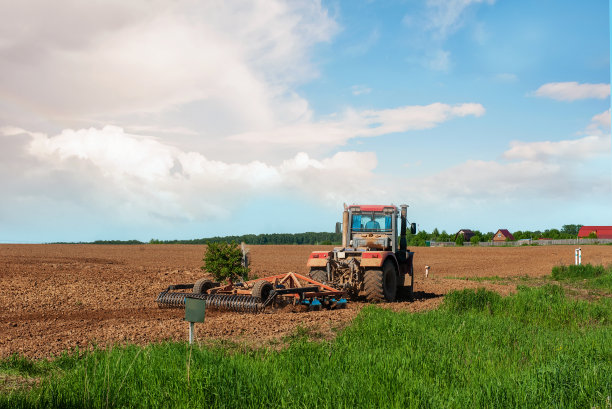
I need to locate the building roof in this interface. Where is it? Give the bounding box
[578,226,612,239]
[455,229,475,240]
[494,229,515,241]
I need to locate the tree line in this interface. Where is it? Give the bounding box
[70,224,584,246]
[148,232,343,245]
[405,224,583,246]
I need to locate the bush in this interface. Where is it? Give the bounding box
[470,235,480,245]
[202,241,249,283]
[455,235,464,246]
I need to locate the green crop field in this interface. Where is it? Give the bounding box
[2,268,611,409]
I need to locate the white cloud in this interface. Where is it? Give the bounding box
[424,0,496,39]
[8,126,379,221]
[591,110,611,128]
[503,135,610,162]
[0,0,337,129]
[351,85,372,96]
[402,0,494,73]
[533,82,610,101]
[230,102,485,145]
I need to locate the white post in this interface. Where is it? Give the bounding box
[189,322,195,344]
[578,248,582,265]
[575,249,578,265]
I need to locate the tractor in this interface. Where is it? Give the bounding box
[307,204,417,302]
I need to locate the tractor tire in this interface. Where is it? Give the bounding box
[251,280,274,302]
[309,269,328,284]
[193,278,215,294]
[364,261,397,302]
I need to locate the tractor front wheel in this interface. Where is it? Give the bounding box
[364,261,397,302]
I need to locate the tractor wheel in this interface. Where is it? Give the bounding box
[251,280,274,302]
[309,269,328,284]
[193,278,215,294]
[364,261,397,302]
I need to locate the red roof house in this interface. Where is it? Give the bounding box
[578,226,612,239]
[493,229,515,242]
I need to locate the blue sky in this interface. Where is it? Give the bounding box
[0,0,609,242]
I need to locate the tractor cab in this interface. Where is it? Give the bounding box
[347,205,398,251]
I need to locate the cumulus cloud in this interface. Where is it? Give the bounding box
[405,109,612,205]
[0,0,337,128]
[533,82,610,101]
[6,126,380,223]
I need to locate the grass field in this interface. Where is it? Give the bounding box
[2,280,611,409]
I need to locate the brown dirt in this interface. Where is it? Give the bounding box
[1,244,611,359]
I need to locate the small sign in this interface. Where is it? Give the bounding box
[185,297,206,323]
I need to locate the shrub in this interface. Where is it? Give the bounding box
[202,241,249,283]
[455,235,464,246]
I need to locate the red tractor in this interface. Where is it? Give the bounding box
[307,204,417,302]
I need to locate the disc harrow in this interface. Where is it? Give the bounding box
[156,272,348,313]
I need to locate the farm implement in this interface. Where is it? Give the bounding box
[156,272,348,313]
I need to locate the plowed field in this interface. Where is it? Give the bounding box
[1,244,611,358]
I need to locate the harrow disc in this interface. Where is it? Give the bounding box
[156,289,264,313]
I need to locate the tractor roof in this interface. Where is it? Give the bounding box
[348,205,397,212]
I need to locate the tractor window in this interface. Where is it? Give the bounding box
[352,213,392,232]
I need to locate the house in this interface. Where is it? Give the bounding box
[455,229,474,241]
[578,226,612,239]
[493,229,515,242]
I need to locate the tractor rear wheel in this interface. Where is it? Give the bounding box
[251,280,274,302]
[364,261,397,302]
[309,269,328,284]
[193,278,215,294]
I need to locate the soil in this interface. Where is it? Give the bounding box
[1,244,611,359]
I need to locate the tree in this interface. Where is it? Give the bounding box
[561,224,582,237]
[470,235,481,245]
[202,241,249,283]
[455,234,464,246]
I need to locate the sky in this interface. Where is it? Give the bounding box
[0,0,610,243]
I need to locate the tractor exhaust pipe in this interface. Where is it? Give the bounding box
[400,204,408,252]
[342,208,349,248]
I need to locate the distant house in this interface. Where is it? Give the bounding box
[578,226,612,239]
[455,229,475,241]
[493,229,515,242]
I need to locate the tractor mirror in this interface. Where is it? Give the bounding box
[410,223,417,235]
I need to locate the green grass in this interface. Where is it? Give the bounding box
[552,264,612,292]
[2,285,611,409]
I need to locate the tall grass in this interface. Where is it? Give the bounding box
[2,285,611,409]
[552,264,612,291]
